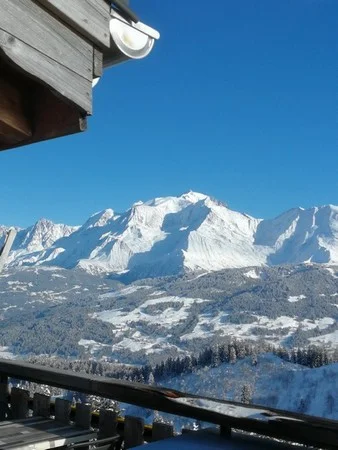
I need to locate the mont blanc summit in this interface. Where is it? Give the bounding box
[1,193,337,278]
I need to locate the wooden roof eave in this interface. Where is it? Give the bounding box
[0,0,110,150]
[0,48,87,152]
[0,0,140,151]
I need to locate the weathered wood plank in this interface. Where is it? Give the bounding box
[0,77,32,145]
[0,359,337,449]
[33,393,51,417]
[0,30,92,114]
[0,418,97,447]
[124,416,144,449]
[0,0,93,81]
[37,0,111,49]
[10,387,29,419]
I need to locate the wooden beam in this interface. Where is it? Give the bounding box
[0,30,92,114]
[0,56,87,151]
[0,0,94,114]
[0,59,87,151]
[0,77,32,145]
[0,84,87,152]
[37,0,111,49]
[30,86,87,143]
[0,0,93,81]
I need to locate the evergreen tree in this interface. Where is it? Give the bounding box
[212,345,220,367]
[229,345,237,364]
[148,372,155,386]
[241,384,253,404]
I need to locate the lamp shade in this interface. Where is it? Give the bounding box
[103,11,160,68]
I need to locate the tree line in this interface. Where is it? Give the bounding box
[27,340,337,387]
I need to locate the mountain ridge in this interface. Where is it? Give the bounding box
[1,192,337,278]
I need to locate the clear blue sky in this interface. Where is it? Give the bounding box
[1,0,337,227]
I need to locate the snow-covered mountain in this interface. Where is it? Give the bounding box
[0,219,78,266]
[1,192,337,278]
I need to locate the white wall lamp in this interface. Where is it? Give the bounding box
[93,1,160,87]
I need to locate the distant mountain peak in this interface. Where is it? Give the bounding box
[2,193,338,278]
[35,217,53,225]
[180,191,208,203]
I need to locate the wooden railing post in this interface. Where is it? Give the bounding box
[99,409,118,438]
[75,403,92,429]
[11,387,29,419]
[55,398,71,423]
[152,422,174,441]
[99,409,122,449]
[33,393,51,417]
[124,416,144,448]
[0,374,8,420]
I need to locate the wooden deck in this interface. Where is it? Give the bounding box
[0,416,96,450]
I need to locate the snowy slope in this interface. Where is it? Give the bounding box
[0,264,336,362]
[1,192,338,277]
[125,355,338,424]
[255,205,338,265]
[84,264,337,358]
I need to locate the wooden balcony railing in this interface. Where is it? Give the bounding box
[0,358,337,448]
